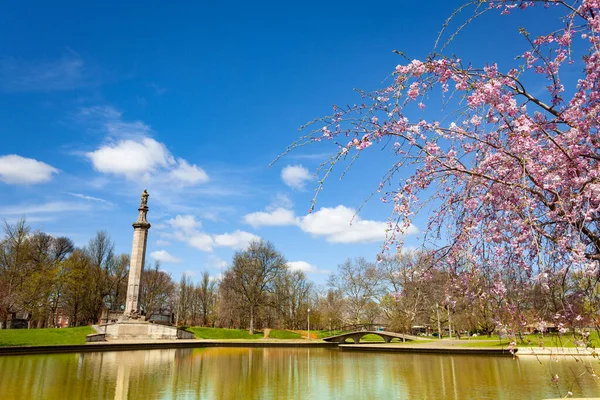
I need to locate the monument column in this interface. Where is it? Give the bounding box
[124,189,151,320]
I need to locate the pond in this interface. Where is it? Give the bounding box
[0,347,598,399]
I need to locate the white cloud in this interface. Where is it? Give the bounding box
[242,204,418,244]
[79,106,152,140]
[214,230,260,249]
[155,239,172,246]
[67,192,111,204]
[0,155,58,184]
[208,255,228,269]
[0,201,91,215]
[287,261,330,275]
[167,214,259,252]
[150,250,181,263]
[243,208,296,228]
[167,214,201,231]
[197,206,237,222]
[185,232,214,252]
[86,137,172,179]
[281,165,312,190]
[183,270,197,277]
[267,193,293,211]
[299,205,396,244]
[82,107,210,187]
[169,159,209,185]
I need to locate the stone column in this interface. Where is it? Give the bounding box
[124,190,151,320]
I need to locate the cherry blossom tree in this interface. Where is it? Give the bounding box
[281,0,600,341]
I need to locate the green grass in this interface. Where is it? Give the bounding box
[188,327,302,340]
[361,334,387,342]
[457,340,513,348]
[188,327,263,339]
[459,334,505,340]
[0,326,95,347]
[314,330,343,339]
[457,331,600,348]
[267,330,302,339]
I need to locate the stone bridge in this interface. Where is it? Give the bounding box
[322,330,421,344]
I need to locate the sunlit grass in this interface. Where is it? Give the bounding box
[188,327,302,340]
[266,330,302,339]
[0,326,95,347]
[188,327,263,339]
[457,331,600,348]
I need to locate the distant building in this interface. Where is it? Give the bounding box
[54,310,70,328]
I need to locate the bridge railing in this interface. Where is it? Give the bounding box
[336,323,389,333]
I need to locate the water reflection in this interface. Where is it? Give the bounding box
[0,348,598,399]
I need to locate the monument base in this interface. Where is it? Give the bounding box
[92,321,194,340]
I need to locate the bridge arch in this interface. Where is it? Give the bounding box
[341,332,396,344]
[323,330,417,344]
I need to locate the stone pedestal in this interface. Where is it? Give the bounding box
[102,321,194,340]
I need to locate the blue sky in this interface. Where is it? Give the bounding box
[0,1,562,284]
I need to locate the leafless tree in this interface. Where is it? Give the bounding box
[329,257,382,325]
[140,261,175,319]
[196,271,217,326]
[227,240,287,334]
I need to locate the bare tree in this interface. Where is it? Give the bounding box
[317,288,345,331]
[196,271,216,326]
[272,269,313,329]
[140,261,175,319]
[51,237,74,263]
[218,271,245,328]
[84,231,116,319]
[329,257,382,325]
[175,273,194,326]
[378,251,435,332]
[0,220,31,328]
[227,240,287,334]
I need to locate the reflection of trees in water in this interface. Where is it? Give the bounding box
[0,350,177,400]
[1,349,598,399]
[171,348,276,398]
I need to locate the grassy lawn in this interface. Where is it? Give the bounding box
[188,327,263,339]
[267,330,302,339]
[188,327,302,340]
[361,334,387,342]
[456,340,513,348]
[457,331,600,348]
[0,326,95,347]
[314,330,343,339]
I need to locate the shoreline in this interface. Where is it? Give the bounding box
[1,338,596,357]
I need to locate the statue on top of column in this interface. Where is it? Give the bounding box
[140,189,149,208]
[134,189,151,227]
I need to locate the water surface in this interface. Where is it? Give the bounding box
[1,347,599,399]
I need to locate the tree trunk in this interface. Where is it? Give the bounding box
[436,303,442,339]
[249,307,254,335]
[73,303,79,327]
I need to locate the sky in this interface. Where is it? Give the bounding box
[0,1,561,284]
